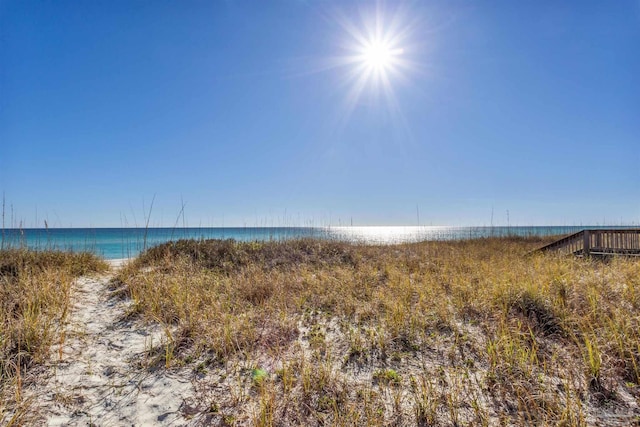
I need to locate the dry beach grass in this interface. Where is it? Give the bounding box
[0,249,108,423]
[1,238,639,425]
[112,237,640,425]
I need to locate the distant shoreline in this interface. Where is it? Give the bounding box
[3,226,639,260]
[106,258,132,268]
[2,225,638,230]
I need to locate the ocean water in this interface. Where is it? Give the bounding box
[0,226,632,260]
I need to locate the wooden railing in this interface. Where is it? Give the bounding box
[536,229,640,257]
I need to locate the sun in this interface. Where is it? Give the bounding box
[331,4,415,109]
[361,40,403,71]
[309,2,420,131]
[351,32,406,85]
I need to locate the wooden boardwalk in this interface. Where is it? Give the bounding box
[536,229,640,257]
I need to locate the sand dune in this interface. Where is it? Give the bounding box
[29,264,196,426]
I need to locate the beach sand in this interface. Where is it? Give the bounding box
[106,258,131,268]
[26,260,197,426]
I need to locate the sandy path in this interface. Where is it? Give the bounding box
[32,260,196,426]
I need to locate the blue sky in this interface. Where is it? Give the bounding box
[1,0,639,227]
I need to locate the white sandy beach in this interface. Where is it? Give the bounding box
[106,258,131,268]
[26,259,198,426]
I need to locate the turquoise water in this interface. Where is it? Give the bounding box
[0,226,632,259]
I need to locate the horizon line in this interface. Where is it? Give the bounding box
[2,224,640,230]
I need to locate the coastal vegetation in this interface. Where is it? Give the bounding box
[1,237,638,425]
[114,237,640,425]
[0,249,107,421]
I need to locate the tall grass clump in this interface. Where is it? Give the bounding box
[0,248,107,420]
[118,237,640,425]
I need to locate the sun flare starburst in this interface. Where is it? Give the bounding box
[331,4,417,118]
[295,3,422,138]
